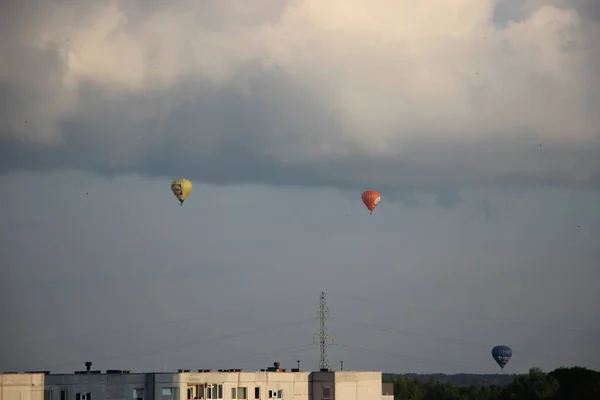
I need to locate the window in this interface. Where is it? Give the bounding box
[45,390,52,400]
[187,385,204,400]
[133,389,144,400]
[195,385,205,399]
[60,391,67,400]
[267,390,282,399]
[76,393,91,400]
[161,388,177,400]
[231,387,247,399]
[254,387,260,399]
[322,385,331,400]
[205,385,223,399]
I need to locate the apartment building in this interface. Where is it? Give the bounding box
[2,362,393,400]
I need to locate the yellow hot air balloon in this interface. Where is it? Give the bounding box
[171,178,192,205]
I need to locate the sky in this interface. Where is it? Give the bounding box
[0,0,599,375]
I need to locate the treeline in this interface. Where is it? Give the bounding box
[383,366,600,400]
[383,372,514,387]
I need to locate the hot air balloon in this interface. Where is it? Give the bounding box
[491,345,512,369]
[171,178,192,205]
[361,190,381,214]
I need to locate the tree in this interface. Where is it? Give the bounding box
[501,367,559,399]
[384,366,600,400]
[549,366,600,400]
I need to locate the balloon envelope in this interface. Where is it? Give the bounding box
[491,345,512,369]
[171,178,192,205]
[361,190,381,214]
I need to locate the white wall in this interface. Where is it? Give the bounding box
[308,372,334,400]
[178,371,310,399]
[333,372,382,400]
[0,373,45,400]
[44,372,311,400]
[39,370,385,400]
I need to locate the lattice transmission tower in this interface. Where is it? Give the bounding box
[313,291,334,371]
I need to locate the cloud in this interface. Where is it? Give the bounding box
[0,0,599,203]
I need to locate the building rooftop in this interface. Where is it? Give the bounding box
[2,361,382,375]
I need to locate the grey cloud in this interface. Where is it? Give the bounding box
[433,190,463,209]
[494,0,600,24]
[1,0,599,209]
[474,200,495,220]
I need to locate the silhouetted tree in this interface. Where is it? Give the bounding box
[501,367,559,399]
[549,366,600,400]
[383,365,600,400]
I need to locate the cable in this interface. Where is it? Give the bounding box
[31,317,315,372]
[20,294,315,348]
[211,344,314,369]
[333,344,474,370]
[331,293,599,338]
[332,316,600,367]
[334,316,491,348]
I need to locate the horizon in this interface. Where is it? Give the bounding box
[1,0,599,376]
[6,364,596,375]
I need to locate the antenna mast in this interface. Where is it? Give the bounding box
[313,291,334,371]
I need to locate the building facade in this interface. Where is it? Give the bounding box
[2,363,393,400]
[0,372,45,400]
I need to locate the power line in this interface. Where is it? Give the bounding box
[212,344,314,369]
[334,344,475,370]
[332,316,600,367]
[21,294,315,349]
[331,292,599,337]
[20,292,598,376]
[32,317,314,372]
[334,316,490,349]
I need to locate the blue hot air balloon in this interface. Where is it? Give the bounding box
[491,345,512,369]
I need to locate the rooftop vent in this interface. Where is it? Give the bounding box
[197,369,212,373]
[177,369,191,373]
[75,362,100,374]
[266,361,286,372]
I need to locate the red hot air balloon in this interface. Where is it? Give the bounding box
[361,190,381,214]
